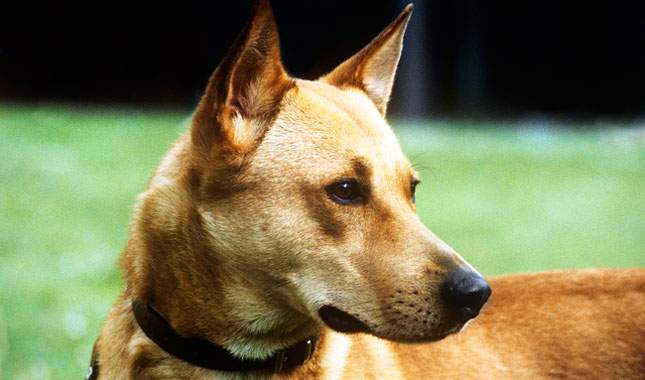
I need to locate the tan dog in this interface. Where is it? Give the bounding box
[90,1,645,379]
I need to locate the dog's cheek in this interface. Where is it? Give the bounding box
[302,191,347,240]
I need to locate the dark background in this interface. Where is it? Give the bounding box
[2,0,644,119]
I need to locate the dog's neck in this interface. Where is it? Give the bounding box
[131,299,319,373]
[122,189,321,360]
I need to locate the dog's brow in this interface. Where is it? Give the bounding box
[407,162,420,180]
[352,158,371,179]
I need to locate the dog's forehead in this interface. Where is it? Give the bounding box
[261,80,410,177]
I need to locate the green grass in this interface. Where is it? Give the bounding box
[395,121,644,273]
[1,103,643,379]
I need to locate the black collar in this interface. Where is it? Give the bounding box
[131,300,318,373]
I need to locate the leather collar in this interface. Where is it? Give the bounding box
[131,299,318,373]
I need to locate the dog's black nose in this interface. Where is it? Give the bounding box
[442,269,491,321]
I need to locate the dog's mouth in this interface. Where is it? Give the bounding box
[318,304,472,343]
[319,305,371,334]
[318,304,466,343]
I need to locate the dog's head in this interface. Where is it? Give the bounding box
[122,0,489,358]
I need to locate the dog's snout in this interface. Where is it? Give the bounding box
[442,269,491,321]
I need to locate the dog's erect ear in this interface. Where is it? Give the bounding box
[192,0,293,154]
[322,4,413,116]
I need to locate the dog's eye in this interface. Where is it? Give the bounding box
[410,180,419,203]
[327,180,364,204]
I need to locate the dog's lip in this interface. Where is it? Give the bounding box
[360,329,460,344]
[372,325,461,344]
[319,305,371,334]
[318,306,468,343]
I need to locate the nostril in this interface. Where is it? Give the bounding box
[442,270,491,320]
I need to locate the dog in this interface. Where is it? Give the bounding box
[89,1,645,379]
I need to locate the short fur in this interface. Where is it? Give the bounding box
[94,2,645,379]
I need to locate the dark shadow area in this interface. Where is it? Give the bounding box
[2,1,644,119]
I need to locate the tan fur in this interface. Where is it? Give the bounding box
[94,2,645,379]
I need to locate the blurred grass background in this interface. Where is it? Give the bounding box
[1,103,643,379]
